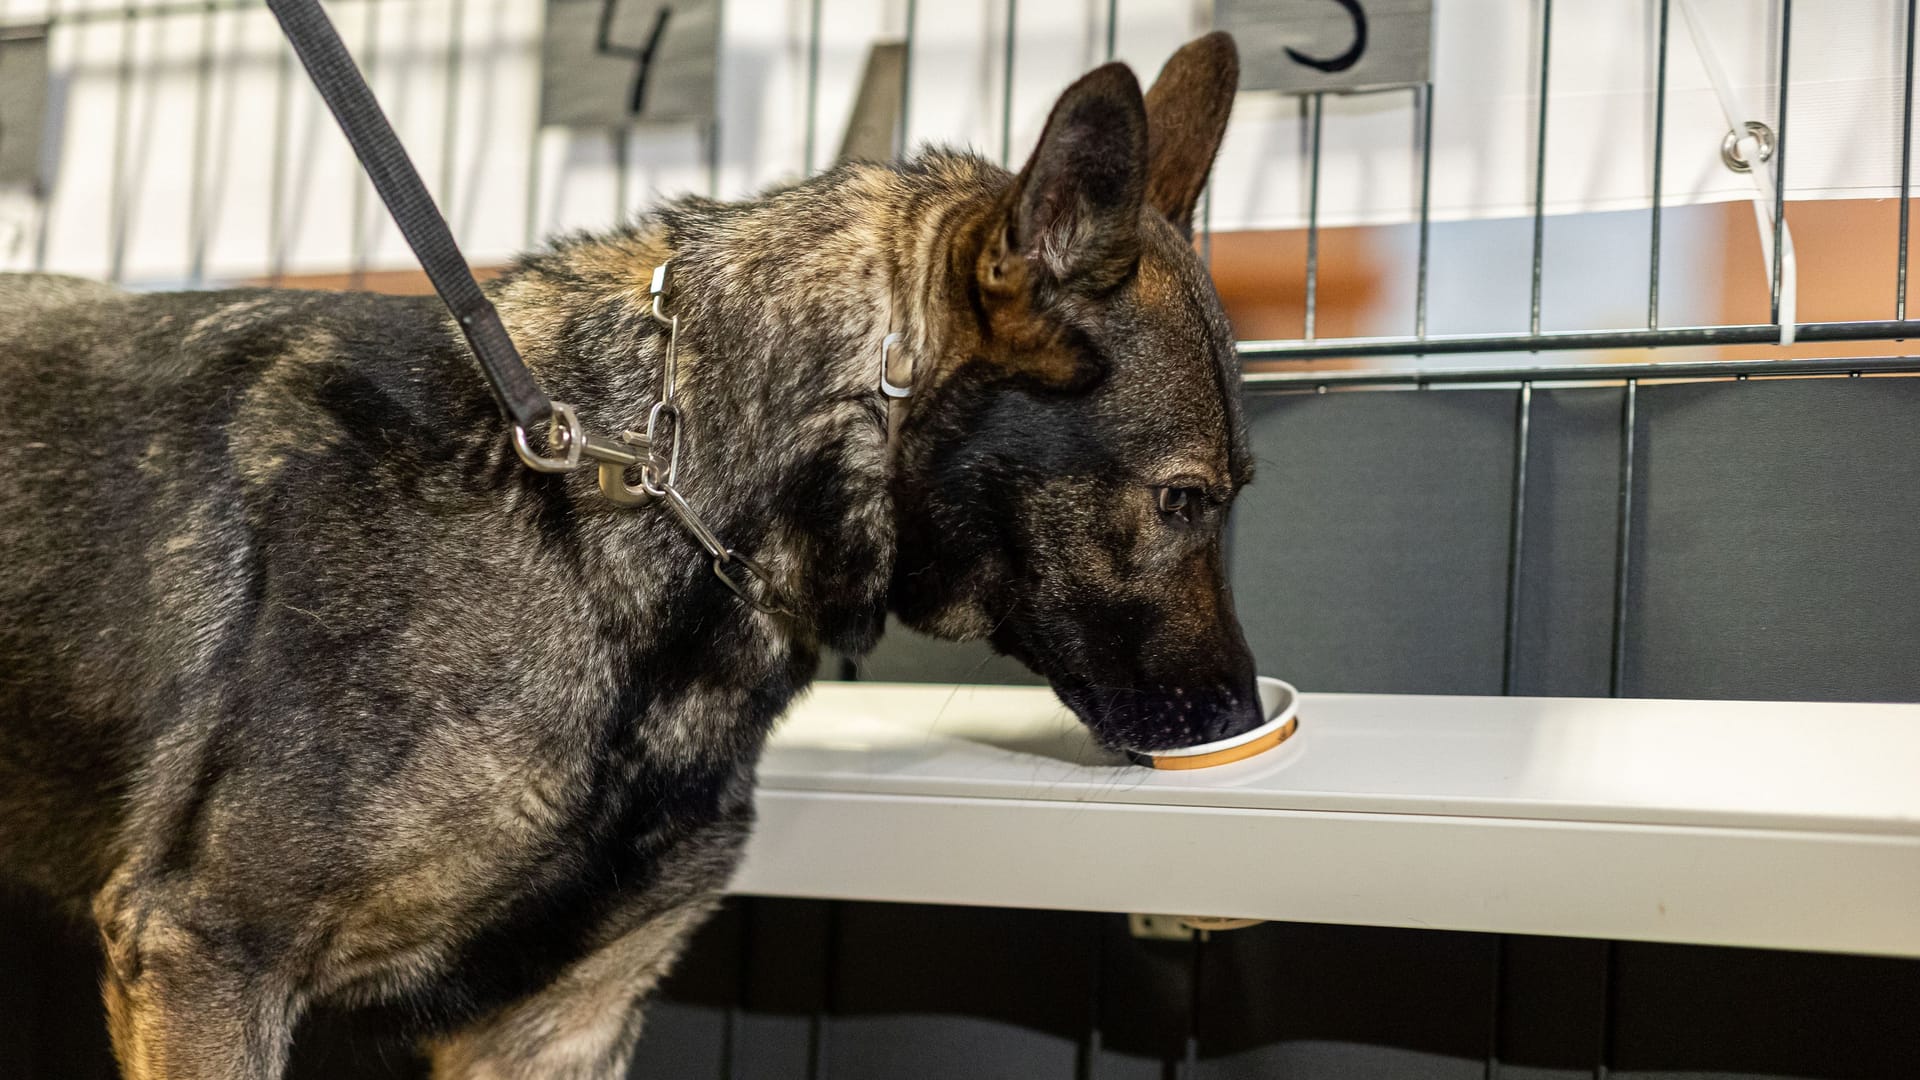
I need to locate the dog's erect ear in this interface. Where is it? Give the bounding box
[988,63,1148,294]
[1143,32,1238,234]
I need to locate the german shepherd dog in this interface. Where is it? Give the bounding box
[0,33,1255,1079]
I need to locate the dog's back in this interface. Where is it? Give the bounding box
[0,274,221,899]
[0,277,490,903]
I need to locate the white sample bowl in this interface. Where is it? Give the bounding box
[1125,676,1300,770]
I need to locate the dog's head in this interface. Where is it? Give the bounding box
[891,34,1259,754]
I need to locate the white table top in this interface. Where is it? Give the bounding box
[735,683,1920,957]
[760,683,1920,835]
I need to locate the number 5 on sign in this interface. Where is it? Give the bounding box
[1218,0,1432,94]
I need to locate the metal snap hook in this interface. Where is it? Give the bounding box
[513,401,585,472]
[596,430,655,505]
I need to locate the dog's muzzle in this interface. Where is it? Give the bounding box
[1054,679,1266,754]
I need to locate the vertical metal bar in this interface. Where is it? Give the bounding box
[269,14,292,284]
[439,0,464,212]
[612,130,629,221]
[108,2,137,283]
[1608,379,1638,699]
[896,0,916,156]
[1181,932,1206,1078]
[33,0,61,272]
[806,902,840,1080]
[1501,383,1532,697]
[1076,917,1103,1080]
[1201,182,1213,266]
[349,0,381,290]
[1898,0,1915,319]
[1304,92,1324,340]
[1529,0,1553,337]
[1104,0,1117,61]
[1594,940,1621,1079]
[186,2,217,285]
[1769,0,1792,326]
[802,0,822,174]
[1415,82,1435,339]
[524,125,542,249]
[524,0,545,254]
[1647,0,1671,329]
[1484,935,1506,1080]
[717,900,744,1080]
[1000,0,1017,167]
[708,119,722,198]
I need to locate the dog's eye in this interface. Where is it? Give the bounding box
[1155,486,1199,524]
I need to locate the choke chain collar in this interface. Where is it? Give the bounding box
[512,262,792,617]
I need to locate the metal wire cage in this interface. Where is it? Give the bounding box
[3,0,1916,379]
[1235,0,1920,380]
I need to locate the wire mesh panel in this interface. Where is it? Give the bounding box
[2,0,1913,370]
[1235,0,1920,365]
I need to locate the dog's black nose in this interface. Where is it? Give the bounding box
[1198,683,1268,743]
[1056,680,1266,753]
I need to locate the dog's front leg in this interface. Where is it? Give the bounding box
[95,884,297,1080]
[426,898,717,1080]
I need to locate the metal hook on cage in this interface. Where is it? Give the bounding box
[596,0,674,117]
[1676,0,1797,345]
[1719,120,1776,174]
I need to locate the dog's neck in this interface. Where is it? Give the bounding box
[484,154,1004,656]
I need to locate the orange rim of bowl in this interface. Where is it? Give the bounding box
[1148,715,1299,770]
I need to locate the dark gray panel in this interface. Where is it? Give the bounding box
[1626,378,1920,701]
[826,1015,1077,1080]
[855,618,1047,685]
[1512,387,1626,697]
[1497,936,1609,1080]
[1233,388,1519,694]
[733,898,833,1079]
[1607,942,1920,1079]
[824,904,1093,1080]
[0,895,42,1080]
[1,896,119,1080]
[627,901,744,1080]
[626,1004,730,1080]
[1095,914,1196,1077]
[729,1012,816,1080]
[1193,922,1496,1080]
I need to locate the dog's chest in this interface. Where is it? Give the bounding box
[311,661,791,1011]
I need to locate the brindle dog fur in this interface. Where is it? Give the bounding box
[0,34,1256,1079]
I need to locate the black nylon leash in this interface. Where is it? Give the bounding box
[263,0,841,619]
[265,0,551,433]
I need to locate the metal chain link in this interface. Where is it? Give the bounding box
[512,260,792,618]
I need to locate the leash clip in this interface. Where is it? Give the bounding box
[596,429,655,506]
[509,258,794,620]
[513,401,585,472]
